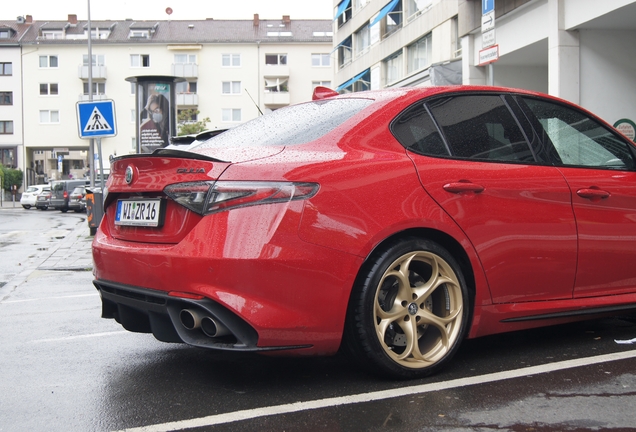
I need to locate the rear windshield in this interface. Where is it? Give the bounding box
[191,98,372,150]
[52,181,64,192]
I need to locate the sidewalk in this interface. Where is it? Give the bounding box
[0,199,94,270]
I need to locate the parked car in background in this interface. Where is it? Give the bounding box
[35,189,52,210]
[50,179,89,212]
[68,186,87,212]
[93,85,636,379]
[20,184,50,209]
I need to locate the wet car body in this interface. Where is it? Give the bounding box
[93,86,636,379]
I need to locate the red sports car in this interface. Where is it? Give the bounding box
[93,86,636,379]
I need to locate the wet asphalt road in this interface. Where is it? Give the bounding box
[1,206,636,432]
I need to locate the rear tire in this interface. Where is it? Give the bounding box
[22,205,31,209]
[344,237,470,379]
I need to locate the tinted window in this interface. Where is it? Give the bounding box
[523,98,635,170]
[391,103,449,156]
[192,99,372,149]
[428,95,534,162]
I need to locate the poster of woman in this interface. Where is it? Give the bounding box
[139,83,171,152]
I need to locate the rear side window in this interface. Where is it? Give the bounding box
[428,95,533,162]
[522,97,635,170]
[392,94,534,162]
[192,98,372,149]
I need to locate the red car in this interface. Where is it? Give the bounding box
[93,86,636,379]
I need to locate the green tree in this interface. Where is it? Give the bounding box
[0,164,23,192]
[177,109,211,136]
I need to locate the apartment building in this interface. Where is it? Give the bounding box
[333,0,636,136]
[333,0,462,92]
[0,14,332,186]
[0,21,27,172]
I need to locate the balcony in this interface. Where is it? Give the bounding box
[262,64,289,78]
[172,63,198,78]
[177,93,198,106]
[263,91,290,106]
[78,93,109,101]
[78,65,107,79]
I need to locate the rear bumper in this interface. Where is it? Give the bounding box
[95,280,309,352]
[92,202,363,355]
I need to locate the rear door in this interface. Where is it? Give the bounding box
[520,96,636,298]
[392,93,577,303]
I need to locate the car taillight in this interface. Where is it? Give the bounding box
[63,191,68,199]
[164,181,319,215]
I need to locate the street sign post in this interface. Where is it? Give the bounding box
[481,0,497,84]
[76,100,117,139]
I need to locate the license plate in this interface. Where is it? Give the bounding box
[115,199,164,227]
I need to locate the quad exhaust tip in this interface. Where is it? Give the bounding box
[179,309,231,338]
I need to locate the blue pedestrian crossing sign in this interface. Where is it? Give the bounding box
[76,100,117,139]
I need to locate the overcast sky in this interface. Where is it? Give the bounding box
[1,0,333,21]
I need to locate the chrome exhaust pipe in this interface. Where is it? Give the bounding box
[201,316,231,337]
[179,309,203,330]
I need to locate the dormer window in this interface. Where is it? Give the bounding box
[129,30,150,38]
[42,30,63,40]
[0,29,15,39]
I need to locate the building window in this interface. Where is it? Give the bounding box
[355,0,371,10]
[337,36,353,68]
[406,0,433,19]
[312,81,332,89]
[39,110,60,123]
[175,54,197,64]
[0,92,12,105]
[129,30,150,38]
[385,51,403,84]
[39,55,59,68]
[222,54,241,67]
[39,83,59,96]
[222,81,241,94]
[222,109,241,122]
[0,121,14,134]
[130,82,136,95]
[176,81,197,93]
[0,29,12,39]
[384,0,403,38]
[130,54,150,67]
[311,53,331,67]
[336,0,353,27]
[83,82,106,95]
[355,25,371,56]
[265,54,287,65]
[0,62,12,75]
[407,33,432,73]
[1,147,17,167]
[83,54,105,66]
[41,31,63,40]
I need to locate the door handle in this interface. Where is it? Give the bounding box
[443,181,485,194]
[576,187,610,201]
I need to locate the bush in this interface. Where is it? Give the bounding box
[0,164,23,192]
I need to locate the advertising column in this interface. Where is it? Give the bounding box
[126,76,184,153]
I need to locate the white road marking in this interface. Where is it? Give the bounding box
[31,331,130,343]
[118,349,636,432]
[1,293,98,304]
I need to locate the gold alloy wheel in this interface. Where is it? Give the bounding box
[373,250,464,369]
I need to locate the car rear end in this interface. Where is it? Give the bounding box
[68,186,86,212]
[92,97,376,355]
[36,190,52,210]
[50,181,68,211]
